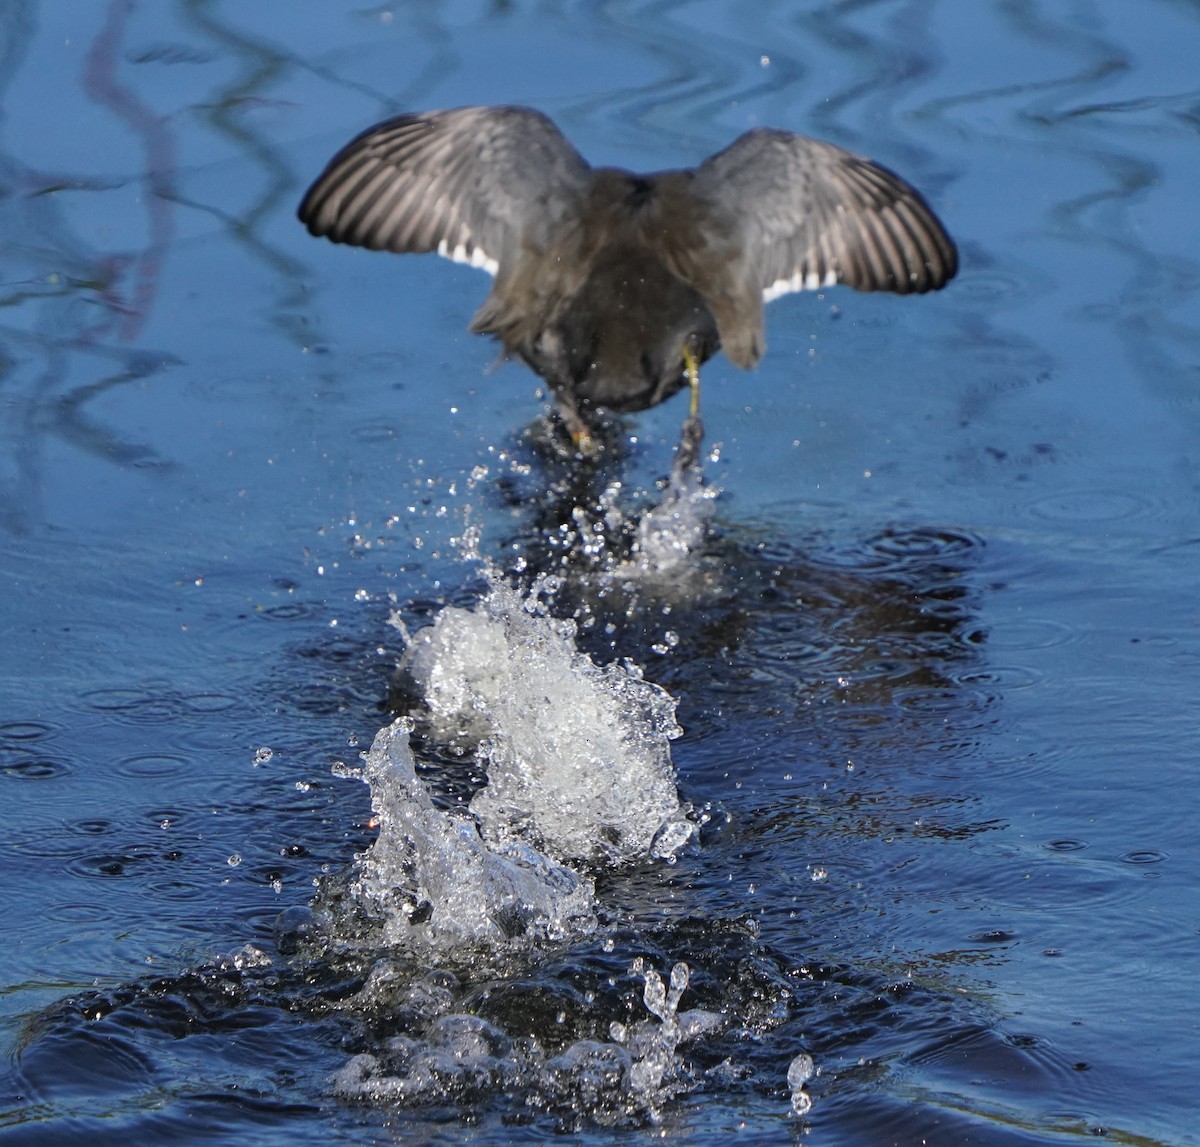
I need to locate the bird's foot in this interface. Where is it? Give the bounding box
[571,426,599,458]
[552,397,603,460]
[671,345,705,473]
[672,414,705,475]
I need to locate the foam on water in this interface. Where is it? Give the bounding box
[404,573,695,865]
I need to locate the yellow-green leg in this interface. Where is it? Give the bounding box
[684,345,701,418]
[675,346,705,473]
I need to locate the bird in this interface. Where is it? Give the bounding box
[298,105,956,461]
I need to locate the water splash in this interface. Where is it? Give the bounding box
[321,718,597,955]
[621,450,718,580]
[315,560,697,958]
[498,436,721,591]
[332,957,725,1124]
[611,959,724,1099]
[309,460,815,1124]
[403,573,695,865]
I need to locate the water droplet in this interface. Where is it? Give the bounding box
[787,1052,814,1088]
[788,1052,816,1116]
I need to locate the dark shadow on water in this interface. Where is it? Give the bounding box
[466,423,990,714]
[6,910,1106,1142]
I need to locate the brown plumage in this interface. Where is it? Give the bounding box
[299,105,956,450]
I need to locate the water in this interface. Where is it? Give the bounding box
[3,1,1200,1144]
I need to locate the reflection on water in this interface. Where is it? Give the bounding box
[3,2,1200,1145]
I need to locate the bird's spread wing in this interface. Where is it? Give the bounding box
[692,129,957,301]
[298,106,591,277]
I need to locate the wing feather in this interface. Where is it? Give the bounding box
[298,106,591,277]
[691,129,957,301]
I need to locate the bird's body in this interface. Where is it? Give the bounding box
[298,106,957,450]
[473,167,722,417]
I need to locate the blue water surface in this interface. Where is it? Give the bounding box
[2,2,1199,1144]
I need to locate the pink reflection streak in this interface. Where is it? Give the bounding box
[82,0,177,342]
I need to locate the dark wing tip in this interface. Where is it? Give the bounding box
[813,152,958,296]
[298,106,591,274]
[296,113,447,254]
[697,129,957,303]
[767,151,955,300]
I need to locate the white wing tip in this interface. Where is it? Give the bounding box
[762,267,838,302]
[436,237,498,276]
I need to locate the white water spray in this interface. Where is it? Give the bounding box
[404,574,695,865]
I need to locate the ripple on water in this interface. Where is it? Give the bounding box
[893,685,998,716]
[67,819,114,836]
[958,849,1167,927]
[16,1014,161,1100]
[257,601,328,622]
[0,721,71,779]
[1119,849,1168,867]
[115,752,192,780]
[903,1021,1103,1120]
[985,743,1076,782]
[1044,838,1089,853]
[1,755,72,780]
[0,720,60,741]
[984,617,1078,651]
[65,850,161,880]
[868,525,985,566]
[948,665,1044,694]
[951,268,1034,305]
[1024,489,1160,525]
[80,687,181,723]
[968,928,1020,944]
[811,525,985,575]
[78,687,241,723]
[140,876,211,904]
[11,822,84,861]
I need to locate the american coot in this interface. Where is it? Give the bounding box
[298,105,956,457]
